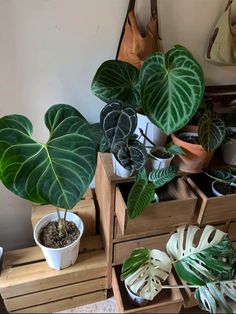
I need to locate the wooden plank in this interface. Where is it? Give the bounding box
[31,198,96,236]
[3,235,103,270]
[113,233,170,265]
[5,277,107,311]
[12,290,107,313]
[83,188,93,199]
[232,242,236,250]
[115,187,127,235]
[228,221,236,241]
[0,249,107,298]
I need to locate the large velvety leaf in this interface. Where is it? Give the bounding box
[100,101,137,149]
[122,248,172,301]
[203,168,236,184]
[0,104,97,209]
[91,60,140,107]
[148,165,178,188]
[198,112,226,152]
[195,280,236,314]
[127,179,155,219]
[112,139,147,174]
[166,225,236,286]
[140,46,204,135]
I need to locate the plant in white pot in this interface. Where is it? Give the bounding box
[0,104,97,270]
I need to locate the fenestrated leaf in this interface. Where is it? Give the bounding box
[91,60,140,108]
[166,225,236,286]
[100,101,137,149]
[0,104,97,209]
[140,46,204,135]
[203,168,236,184]
[127,179,155,219]
[198,112,226,152]
[122,248,172,301]
[195,280,236,314]
[148,165,178,188]
[112,139,147,174]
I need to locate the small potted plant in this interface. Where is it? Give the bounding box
[0,104,97,270]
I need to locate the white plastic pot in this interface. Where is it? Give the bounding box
[112,154,131,178]
[125,282,149,307]
[34,211,84,270]
[222,128,236,165]
[136,114,167,153]
[0,247,3,259]
[212,181,236,197]
[149,147,174,170]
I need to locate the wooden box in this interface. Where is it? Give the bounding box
[115,178,197,236]
[112,266,183,313]
[228,221,236,241]
[0,235,107,313]
[31,188,96,236]
[187,174,236,225]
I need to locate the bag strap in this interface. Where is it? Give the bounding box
[225,0,233,11]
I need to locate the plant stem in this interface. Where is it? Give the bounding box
[63,209,68,222]
[139,128,156,147]
[162,284,199,289]
[56,207,61,221]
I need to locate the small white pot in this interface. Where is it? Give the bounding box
[34,211,84,270]
[0,247,3,259]
[222,128,236,165]
[112,154,131,178]
[212,181,236,197]
[125,282,149,307]
[149,147,174,170]
[136,114,167,153]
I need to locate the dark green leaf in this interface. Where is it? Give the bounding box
[148,165,178,188]
[166,144,184,156]
[203,168,235,184]
[136,168,148,182]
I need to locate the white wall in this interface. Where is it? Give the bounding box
[0,0,236,251]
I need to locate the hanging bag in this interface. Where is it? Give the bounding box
[206,0,236,65]
[116,0,161,69]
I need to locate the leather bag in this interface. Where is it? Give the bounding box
[206,0,236,65]
[116,0,161,69]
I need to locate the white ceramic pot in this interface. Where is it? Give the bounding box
[34,211,84,270]
[112,154,131,178]
[136,114,167,153]
[212,181,236,197]
[125,282,149,307]
[149,147,174,170]
[0,247,3,259]
[222,128,236,165]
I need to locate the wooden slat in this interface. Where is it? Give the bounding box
[12,290,107,313]
[83,188,93,199]
[5,277,107,311]
[228,221,236,241]
[232,242,236,250]
[0,249,107,298]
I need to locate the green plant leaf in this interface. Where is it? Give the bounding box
[122,248,172,301]
[127,179,155,219]
[148,165,178,188]
[203,169,236,184]
[198,112,226,152]
[195,280,236,314]
[0,104,97,209]
[166,144,184,156]
[112,139,147,174]
[136,168,148,182]
[166,225,236,286]
[91,60,140,107]
[100,101,137,149]
[140,46,204,135]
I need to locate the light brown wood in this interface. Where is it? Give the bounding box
[228,221,236,241]
[112,267,183,313]
[115,178,197,236]
[113,233,170,265]
[5,277,107,311]
[232,242,236,249]
[31,198,96,236]
[187,177,236,225]
[12,290,107,313]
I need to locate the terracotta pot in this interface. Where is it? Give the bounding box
[171,126,214,173]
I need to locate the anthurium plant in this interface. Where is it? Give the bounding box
[121,224,236,313]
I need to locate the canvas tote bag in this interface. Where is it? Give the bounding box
[116,0,161,69]
[206,0,236,65]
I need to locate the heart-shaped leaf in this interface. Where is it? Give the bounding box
[100,101,137,149]
[112,139,147,174]
[149,165,178,188]
[0,104,97,209]
[198,112,226,152]
[91,60,140,108]
[121,248,172,301]
[140,46,204,135]
[127,179,155,219]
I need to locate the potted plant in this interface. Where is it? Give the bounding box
[119,224,236,313]
[0,104,97,270]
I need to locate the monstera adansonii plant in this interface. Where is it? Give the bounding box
[91,46,205,136]
[0,104,97,236]
[121,225,236,313]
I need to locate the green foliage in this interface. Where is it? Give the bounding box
[148,165,178,188]
[166,144,184,156]
[136,168,148,182]
[0,104,97,209]
[203,168,236,184]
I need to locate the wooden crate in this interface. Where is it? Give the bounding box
[31,188,96,236]
[112,266,183,313]
[115,178,197,236]
[187,174,236,225]
[0,235,108,313]
[228,221,236,241]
